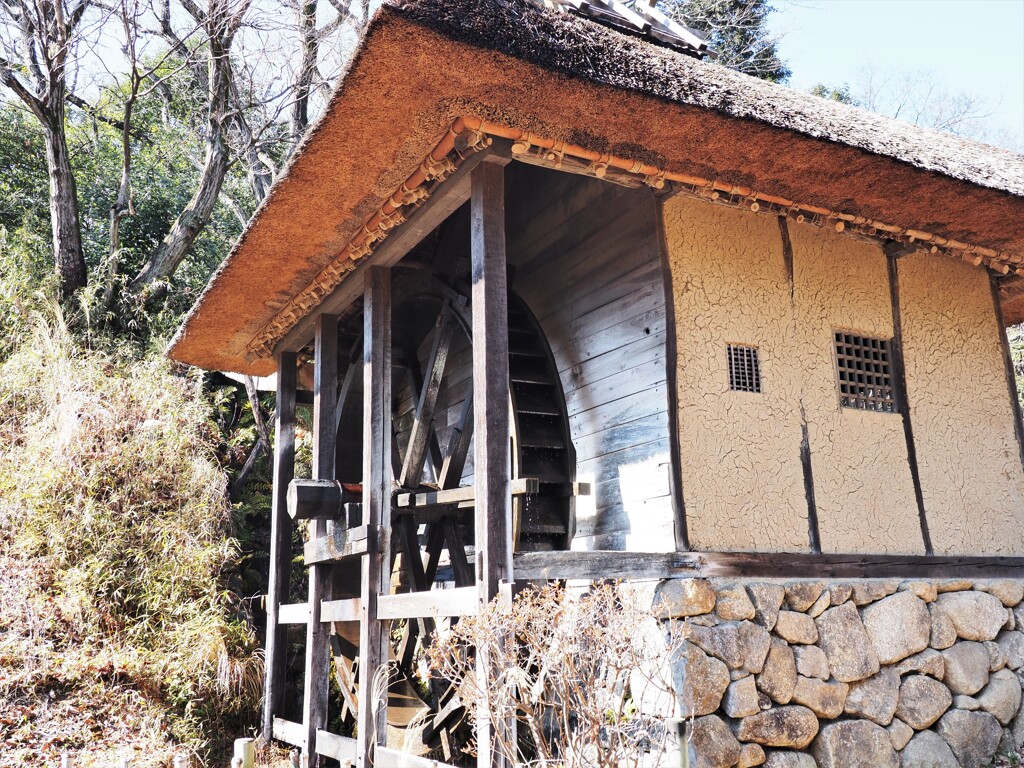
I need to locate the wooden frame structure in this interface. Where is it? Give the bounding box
[259,146,1024,768]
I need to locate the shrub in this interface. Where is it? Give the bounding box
[0,303,261,766]
[424,582,685,768]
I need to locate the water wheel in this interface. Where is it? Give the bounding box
[325,264,576,760]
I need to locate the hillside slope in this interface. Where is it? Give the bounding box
[0,308,262,767]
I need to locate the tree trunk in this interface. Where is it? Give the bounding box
[43,106,87,297]
[289,0,318,141]
[129,27,233,292]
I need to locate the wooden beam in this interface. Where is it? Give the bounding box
[315,731,357,763]
[437,387,473,490]
[779,217,822,554]
[273,717,305,748]
[302,314,338,767]
[471,156,513,603]
[275,150,495,354]
[376,747,460,768]
[357,265,393,768]
[377,586,478,620]
[514,550,702,581]
[321,598,362,623]
[335,342,362,434]
[443,518,473,587]
[303,524,372,565]
[263,351,297,742]
[279,602,311,624]
[470,155,514,768]
[287,479,361,520]
[402,355,444,483]
[512,550,1024,581]
[887,254,933,555]
[654,200,688,552]
[312,316,339,481]
[396,478,540,509]
[399,303,455,488]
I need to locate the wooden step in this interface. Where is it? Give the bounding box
[513,386,561,416]
[510,361,555,385]
[519,449,569,479]
[516,414,567,448]
[508,338,546,357]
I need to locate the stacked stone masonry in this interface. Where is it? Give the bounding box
[644,577,1024,767]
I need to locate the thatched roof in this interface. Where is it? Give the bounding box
[169,0,1024,375]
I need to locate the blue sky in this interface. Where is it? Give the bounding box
[767,0,1024,148]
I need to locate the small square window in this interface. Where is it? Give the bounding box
[728,344,762,393]
[834,332,897,413]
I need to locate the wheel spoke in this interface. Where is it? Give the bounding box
[438,382,473,490]
[400,302,455,488]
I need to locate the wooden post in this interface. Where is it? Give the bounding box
[991,275,1024,472]
[302,315,338,767]
[263,352,297,741]
[886,252,933,555]
[471,156,513,767]
[357,266,392,768]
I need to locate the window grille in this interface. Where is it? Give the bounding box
[727,344,762,393]
[834,332,897,413]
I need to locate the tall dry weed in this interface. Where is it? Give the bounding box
[0,302,261,765]
[425,582,685,768]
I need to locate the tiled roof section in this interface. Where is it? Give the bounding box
[539,0,708,56]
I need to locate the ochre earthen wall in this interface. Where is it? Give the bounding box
[899,253,1024,555]
[663,196,1020,556]
[663,196,810,552]
[788,226,923,554]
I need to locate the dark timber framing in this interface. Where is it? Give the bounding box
[358,266,393,767]
[262,351,297,741]
[779,217,822,553]
[303,315,338,766]
[274,150,495,356]
[513,550,1024,581]
[471,155,514,768]
[991,274,1024,473]
[655,196,689,551]
[885,248,933,555]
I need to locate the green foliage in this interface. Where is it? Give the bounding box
[0,50,252,346]
[0,103,48,233]
[0,303,261,765]
[810,83,858,105]
[661,0,790,82]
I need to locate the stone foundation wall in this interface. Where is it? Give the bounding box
[641,577,1024,768]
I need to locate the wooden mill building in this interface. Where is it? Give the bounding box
[170,0,1024,765]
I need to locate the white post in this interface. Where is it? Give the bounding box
[233,738,256,768]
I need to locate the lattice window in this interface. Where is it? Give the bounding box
[834,332,897,413]
[727,344,762,393]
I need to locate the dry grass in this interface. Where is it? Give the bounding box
[0,302,262,766]
[425,582,685,768]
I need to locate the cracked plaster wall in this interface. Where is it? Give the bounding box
[899,252,1024,555]
[788,225,924,554]
[664,196,810,552]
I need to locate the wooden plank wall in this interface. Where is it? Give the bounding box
[389,165,675,552]
[506,165,675,551]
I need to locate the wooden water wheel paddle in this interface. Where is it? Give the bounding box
[318,265,577,760]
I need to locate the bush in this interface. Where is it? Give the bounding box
[0,303,261,766]
[424,582,685,768]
